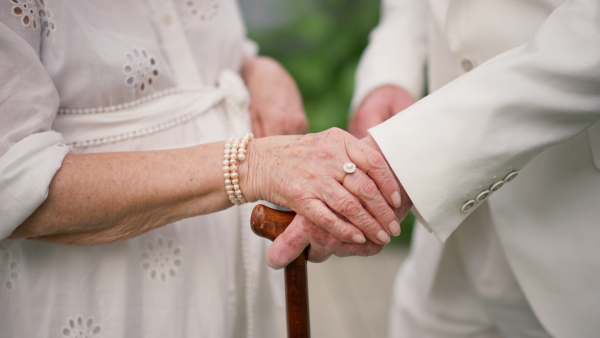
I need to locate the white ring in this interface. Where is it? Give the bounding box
[343,162,357,174]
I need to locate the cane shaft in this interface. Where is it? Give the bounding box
[250,205,310,338]
[285,249,310,338]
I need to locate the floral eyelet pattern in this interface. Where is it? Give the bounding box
[141,237,182,282]
[0,247,20,296]
[38,1,56,39]
[61,316,102,338]
[123,47,160,92]
[10,0,39,30]
[186,0,220,22]
[9,0,57,38]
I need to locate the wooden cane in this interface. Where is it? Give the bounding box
[250,204,310,338]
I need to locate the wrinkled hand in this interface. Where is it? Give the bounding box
[348,85,415,139]
[266,214,385,270]
[242,56,308,137]
[263,135,413,269]
[242,128,402,246]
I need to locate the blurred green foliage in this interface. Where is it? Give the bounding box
[247,0,379,132]
[248,0,415,245]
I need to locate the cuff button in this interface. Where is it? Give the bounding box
[490,180,505,192]
[504,171,519,182]
[461,200,476,213]
[476,190,491,202]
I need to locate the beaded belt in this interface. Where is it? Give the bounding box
[53,70,250,148]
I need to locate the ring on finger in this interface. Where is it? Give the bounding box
[341,162,356,184]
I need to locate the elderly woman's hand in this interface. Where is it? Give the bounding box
[242,56,308,137]
[240,127,402,246]
[261,134,413,268]
[265,214,385,269]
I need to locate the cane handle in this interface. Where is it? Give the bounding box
[250,204,296,241]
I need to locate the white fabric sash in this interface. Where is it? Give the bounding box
[53,70,251,148]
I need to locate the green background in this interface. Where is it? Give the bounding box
[246,0,415,245]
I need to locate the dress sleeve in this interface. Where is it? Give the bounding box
[369,0,600,242]
[0,14,69,239]
[351,0,428,111]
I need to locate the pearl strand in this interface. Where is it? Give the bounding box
[58,88,182,115]
[223,133,253,205]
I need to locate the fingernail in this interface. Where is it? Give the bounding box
[376,230,390,244]
[352,234,366,244]
[389,219,401,236]
[391,191,402,208]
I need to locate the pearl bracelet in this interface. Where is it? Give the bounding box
[223,133,253,205]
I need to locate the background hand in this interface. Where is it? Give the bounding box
[348,85,415,139]
[242,56,308,137]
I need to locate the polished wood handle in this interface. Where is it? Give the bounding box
[250,204,296,241]
[250,204,310,338]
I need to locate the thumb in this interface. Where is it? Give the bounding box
[265,216,310,270]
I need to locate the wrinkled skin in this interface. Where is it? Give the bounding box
[264,85,416,269]
[264,135,413,270]
[266,214,385,270]
[244,128,403,246]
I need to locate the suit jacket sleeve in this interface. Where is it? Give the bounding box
[351,0,427,111]
[369,0,600,242]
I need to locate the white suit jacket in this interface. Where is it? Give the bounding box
[358,0,600,336]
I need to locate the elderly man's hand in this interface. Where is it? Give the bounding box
[265,214,385,270]
[349,85,415,139]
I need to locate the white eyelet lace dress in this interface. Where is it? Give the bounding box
[0,0,284,337]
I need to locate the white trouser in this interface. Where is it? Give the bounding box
[388,204,552,338]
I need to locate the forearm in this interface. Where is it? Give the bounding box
[10,128,403,248]
[11,142,230,244]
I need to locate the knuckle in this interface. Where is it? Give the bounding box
[329,127,343,134]
[357,179,379,200]
[322,128,334,137]
[365,151,386,170]
[374,202,396,221]
[333,196,362,218]
[335,227,357,243]
[315,211,336,229]
[360,218,381,235]
[324,127,344,139]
